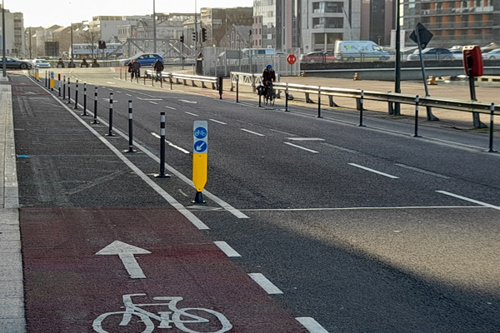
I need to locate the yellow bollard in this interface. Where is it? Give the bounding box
[353,72,360,80]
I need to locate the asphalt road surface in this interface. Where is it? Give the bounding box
[13,68,500,332]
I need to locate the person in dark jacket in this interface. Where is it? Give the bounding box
[128,60,135,80]
[153,59,164,81]
[132,60,141,79]
[262,64,276,95]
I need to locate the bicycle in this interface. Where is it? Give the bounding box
[264,82,275,106]
[93,293,232,333]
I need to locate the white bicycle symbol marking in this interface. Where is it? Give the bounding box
[93,293,232,333]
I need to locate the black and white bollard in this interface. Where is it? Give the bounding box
[82,83,88,116]
[74,80,79,109]
[107,93,114,136]
[156,112,171,178]
[125,100,136,153]
[63,76,66,100]
[67,78,72,104]
[92,86,99,124]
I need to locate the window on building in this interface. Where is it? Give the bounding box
[312,17,343,29]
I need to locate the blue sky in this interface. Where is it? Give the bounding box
[8,0,254,27]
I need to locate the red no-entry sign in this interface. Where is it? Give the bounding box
[287,54,297,65]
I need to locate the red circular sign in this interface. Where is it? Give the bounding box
[287,54,297,65]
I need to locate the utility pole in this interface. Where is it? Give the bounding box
[153,0,157,53]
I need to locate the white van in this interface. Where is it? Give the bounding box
[334,40,390,61]
[242,48,277,57]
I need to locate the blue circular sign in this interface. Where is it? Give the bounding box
[194,127,207,139]
[194,140,207,153]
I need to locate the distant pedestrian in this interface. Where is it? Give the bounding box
[153,59,164,81]
[132,60,141,80]
[128,60,135,80]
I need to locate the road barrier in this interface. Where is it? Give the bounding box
[141,69,219,91]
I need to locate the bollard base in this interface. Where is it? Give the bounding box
[154,173,171,179]
[192,191,207,204]
[124,148,137,153]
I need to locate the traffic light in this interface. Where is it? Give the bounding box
[180,35,184,43]
[202,28,207,42]
[192,31,197,42]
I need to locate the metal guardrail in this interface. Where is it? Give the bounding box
[144,70,219,90]
[272,82,498,115]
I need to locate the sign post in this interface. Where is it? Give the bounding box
[192,121,208,204]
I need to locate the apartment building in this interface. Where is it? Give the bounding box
[401,0,500,47]
[0,6,25,57]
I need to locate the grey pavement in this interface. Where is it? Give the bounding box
[0,76,25,332]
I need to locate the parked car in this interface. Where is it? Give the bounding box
[32,59,51,68]
[482,48,500,60]
[1,57,33,69]
[119,53,163,66]
[407,48,454,61]
[449,49,463,60]
[300,51,335,63]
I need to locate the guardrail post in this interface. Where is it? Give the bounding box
[74,80,79,109]
[329,95,338,107]
[126,100,136,153]
[359,90,365,127]
[107,93,114,136]
[235,76,239,103]
[489,103,496,153]
[82,83,88,116]
[156,112,171,178]
[218,76,223,100]
[285,84,289,112]
[169,73,173,90]
[306,92,314,104]
[92,87,99,124]
[317,87,322,118]
[414,95,421,137]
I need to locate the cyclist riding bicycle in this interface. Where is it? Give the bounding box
[262,64,276,96]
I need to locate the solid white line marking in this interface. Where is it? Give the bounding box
[214,241,241,258]
[288,138,325,141]
[436,190,500,210]
[185,111,199,117]
[164,105,176,110]
[151,133,190,154]
[285,142,319,153]
[395,163,449,179]
[296,317,329,333]
[348,163,399,179]
[149,101,158,105]
[210,119,227,125]
[241,128,265,136]
[248,273,283,294]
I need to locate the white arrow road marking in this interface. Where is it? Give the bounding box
[96,241,151,279]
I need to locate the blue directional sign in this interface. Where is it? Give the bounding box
[194,140,207,153]
[193,121,208,153]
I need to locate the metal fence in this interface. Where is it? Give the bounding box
[201,47,301,77]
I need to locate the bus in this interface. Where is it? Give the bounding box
[70,43,123,59]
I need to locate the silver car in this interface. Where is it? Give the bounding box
[32,59,51,68]
[482,49,500,60]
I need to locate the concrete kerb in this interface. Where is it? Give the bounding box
[0,80,26,333]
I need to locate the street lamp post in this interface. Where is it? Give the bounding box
[2,0,6,77]
[153,0,157,53]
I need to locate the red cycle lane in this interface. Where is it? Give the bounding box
[21,207,308,333]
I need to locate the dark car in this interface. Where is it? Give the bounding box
[1,57,33,69]
[300,51,335,63]
[119,53,163,66]
[407,48,454,61]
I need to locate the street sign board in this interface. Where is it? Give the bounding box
[193,121,208,192]
[410,23,433,49]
